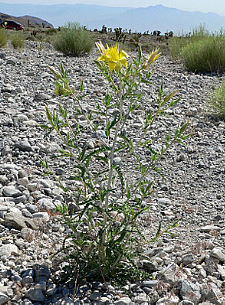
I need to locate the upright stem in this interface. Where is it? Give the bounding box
[101,81,123,247]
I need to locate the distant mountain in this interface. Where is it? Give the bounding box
[0,2,225,33]
[20,15,53,28]
[0,11,53,28]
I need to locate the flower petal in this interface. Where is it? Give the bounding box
[96,41,129,72]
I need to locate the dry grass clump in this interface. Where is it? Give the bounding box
[181,36,225,73]
[53,22,94,56]
[208,80,225,119]
[10,32,25,49]
[169,27,225,73]
[0,28,7,47]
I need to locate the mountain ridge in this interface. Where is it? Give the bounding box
[0,3,224,33]
[0,11,53,28]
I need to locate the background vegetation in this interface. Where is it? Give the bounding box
[10,31,25,49]
[0,28,7,47]
[208,80,225,119]
[53,22,94,56]
[169,27,225,73]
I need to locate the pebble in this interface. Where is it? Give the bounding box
[0,244,19,257]
[2,186,22,197]
[0,293,9,305]
[114,297,132,305]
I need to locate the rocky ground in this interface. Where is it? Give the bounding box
[0,41,225,305]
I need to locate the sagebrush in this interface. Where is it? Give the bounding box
[53,22,94,56]
[208,80,225,119]
[0,29,7,48]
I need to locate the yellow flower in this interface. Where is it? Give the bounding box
[96,41,108,55]
[144,49,161,68]
[96,41,129,72]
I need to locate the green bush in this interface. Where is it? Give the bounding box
[45,27,58,35]
[53,22,94,56]
[0,29,7,48]
[169,26,210,59]
[181,36,225,73]
[169,26,225,73]
[208,80,225,119]
[10,32,25,49]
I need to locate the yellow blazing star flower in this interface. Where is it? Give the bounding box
[96,42,129,72]
[144,49,161,68]
[96,41,108,55]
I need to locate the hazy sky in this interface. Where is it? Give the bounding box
[1,0,225,16]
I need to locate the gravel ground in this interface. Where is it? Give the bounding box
[0,41,224,305]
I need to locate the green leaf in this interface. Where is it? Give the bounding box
[39,124,52,130]
[163,90,178,104]
[80,80,84,92]
[105,115,119,138]
[179,121,189,135]
[158,82,164,99]
[104,93,112,107]
[40,160,49,169]
[151,222,162,242]
[137,45,142,63]
[45,105,53,123]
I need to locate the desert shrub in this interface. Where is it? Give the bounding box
[169,36,190,59]
[0,29,7,48]
[45,28,58,35]
[42,44,189,284]
[53,22,93,56]
[10,32,25,49]
[181,36,225,73]
[169,26,225,73]
[208,80,225,119]
[169,26,210,59]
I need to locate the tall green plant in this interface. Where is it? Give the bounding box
[169,26,225,73]
[53,22,94,56]
[169,26,210,59]
[208,80,225,119]
[181,36,225,73]
[0,28,7,48]
[42,43,189,284]
[10,32,25,49]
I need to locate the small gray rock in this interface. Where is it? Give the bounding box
[25,287,45,302]
[2,186,22,198]
[199,225,221,233]
[210,247,225,263]
[139,259,159,272]
[37,198,55,211]
[158,263,180,285]
[0,292,9,305]
[33,212,50,222]
[178,301,194,305]
[15,141,32,152]
[178,280,201,304]
[158,198,171,205]
[25,204,38,214]
[217,264,225,280]
[33,264,50,282]
[0,244,19,257]
[3,211,37,230]
[141,280,158,288]
[114,297,132,305]
[113,157,122,166]
[181,253,194,266]
[156,295,179,304]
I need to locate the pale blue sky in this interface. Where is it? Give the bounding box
[1,0,225,16]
